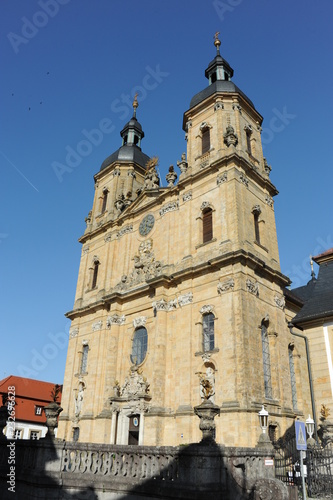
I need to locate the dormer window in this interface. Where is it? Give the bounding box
[202,128,210,155]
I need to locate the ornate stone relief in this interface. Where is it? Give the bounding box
[144,157,160,189]
[246,279,259,297]
[252,205,261,215]
[116,224,133,239]
[232,103,242,113]
[177,152,188,174]
[113,168,120,177]
[120,367,150,399]
[133,316,147,328]
[217,172,227,185]
[217,278,235,294]
[200,160,209,170]
[92,320,103,332]
[223,125,238,147]
[264,158,272,176]
[265,195,274,207]
[69,328,79,339]
[200,201,212,211]
[106,314,125,327]
[115,239,162,291]
[152,299,177,312]
[82,246,89,255]
[200,304,214,315]
[159,201,179,217]
[274,295,285,309]
[178,292,193,307]
[239,173,249,187]
[104,233,112,243]
[201,353,212,363]
[182,191,192,203]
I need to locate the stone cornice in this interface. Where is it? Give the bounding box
[65,249,290,320]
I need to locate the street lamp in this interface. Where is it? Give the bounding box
[306,414,314,439]
[258,405,269,434]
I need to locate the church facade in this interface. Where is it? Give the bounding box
[57,37,313,447]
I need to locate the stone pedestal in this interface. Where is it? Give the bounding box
[256,431,274,451]
[194,400,220,444]
[43,402,63,439]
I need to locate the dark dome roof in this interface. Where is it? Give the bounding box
[189,80,255,109]
[100,144,150,171]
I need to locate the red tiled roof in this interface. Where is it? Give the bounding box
[0,375,62,424]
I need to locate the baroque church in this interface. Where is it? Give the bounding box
[57,35,321,448]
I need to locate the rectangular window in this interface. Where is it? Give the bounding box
[202,129,210,155]
[101,191,108,213]
[261,325,273,399]
[73,427,80,442]
[254,213,260,244]
[92,263,99,289]
[246,130,252,154]
[289,347,298,410]
[35,406,42,416]
[203,314,215,352]
[202,209,213,243]
[30,431,40,440]
[80,345,89,374]
[14,429,22,439]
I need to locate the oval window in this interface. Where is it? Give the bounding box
[130,327,148,365]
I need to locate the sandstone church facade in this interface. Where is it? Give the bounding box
[57,37,313,447]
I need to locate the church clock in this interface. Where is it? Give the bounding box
[139,214,155,236]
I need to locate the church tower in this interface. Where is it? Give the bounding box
[58,36,312,447]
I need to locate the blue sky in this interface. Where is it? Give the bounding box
[1,0,332,384]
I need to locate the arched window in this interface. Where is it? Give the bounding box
[252,206,261,245]
[131,327,148,365]
[288,344,298,410]
[261,321,272,399]
[202,128,210,155]
[92,260,99,289]
[202,208,213,243]
[203,313,215,352]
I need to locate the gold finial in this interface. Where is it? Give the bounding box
[146,156,159,170]
[132,92,138,116]
[214,31,221,52]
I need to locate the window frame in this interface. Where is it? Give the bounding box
[201,128,211,155]
[202,313,215,352]
[130,327,148,366]
[202,208,213,243]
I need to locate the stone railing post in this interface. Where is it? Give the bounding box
[194,400,220,444]
[43,402,63,439]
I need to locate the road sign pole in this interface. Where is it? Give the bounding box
[300,450,307,500]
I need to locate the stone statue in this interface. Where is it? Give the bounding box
[74,382,85,417]
[199,366,215,403]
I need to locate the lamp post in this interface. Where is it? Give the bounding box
[257,405,273,449]
[306,414,316,448]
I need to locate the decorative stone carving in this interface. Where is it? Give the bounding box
[182,191,192,202]
[240,173,249,187]
[202,353,212,363]
[120,367,150,399]
[128,400,151,414]
[185,120,192,131]
[199,366,215,403]
[200,201,212,211]
[115,239,162,290]
[153,299,177,312]
[92,320,103,332]
[74,381,85,418]
[274,295,285,309]
[223,125,238,147]
[217,278,235,294]
[69,328,79,339]
[214,101,224,111]
[113,168,120,177]
[178,292,193,307]
[200,160,209,169]
[159,201,179,217]
[252,205,261,215]
[177,152,188,174]
[194,399,220,444]
[127,169,136,178]
[116,224,133,239]
[165,165,177,187]
[144,157,160,189]
[200,304,214,315]
[106,314,125,327]
[264,158,272,176]
[114,194,126,212]
[265,195,273,207]
[43,402,63,439]
[85,211,92,227]
[82,246,89,255]
[232,103,241,112]
[133,316,147,328]
[217,172,227,185]
[246,279,259,297]
[104,233,112,242]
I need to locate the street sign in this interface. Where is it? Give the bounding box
[295,421,307,451]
